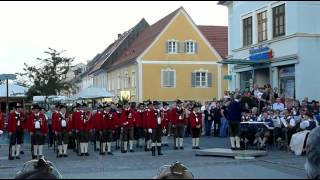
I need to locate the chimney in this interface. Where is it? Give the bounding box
[118,33,122,39]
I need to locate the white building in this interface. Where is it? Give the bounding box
[219,1,320,101]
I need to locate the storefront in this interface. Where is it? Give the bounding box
[278,65,295,99]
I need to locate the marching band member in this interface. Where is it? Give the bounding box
[120,102,136,153]
[74,103,92,156]
[28,104,48,159]
[161,102,171,147]
[171,100,186,150]
[134,103,145,149]
[8,103,25,160]
[103,104,117,155]
[143,101,153,152]
[148,101,164,156]
[92,105,104,154]
[189,103,202,149]
[52,105,72,158]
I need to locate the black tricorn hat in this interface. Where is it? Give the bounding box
[147,101,153,106]
[176,99,183,104]
[59,104,66,109]
[138,102,145,107]
[15,103,23,109]
[32,104,40,110]
[82,103,87,107]
[117,103,123,109]
[163,102,169,106]
[153,101,160,106]
[75,103,81,108]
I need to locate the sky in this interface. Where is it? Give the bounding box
[0,1,228,74]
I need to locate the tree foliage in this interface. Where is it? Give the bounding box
[20,48,75,100]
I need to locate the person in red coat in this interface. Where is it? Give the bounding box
[143,101,153,151]
[7,103,25,160]
[114,104,124,150]
[161,102,171,147]
[28,104,48,159]
[92,105,104,153]
[0,110,4,132]
[52,104,72,158]
[171,100,187,150]
[102,104,117,155]
[92,105,104,154]
[119,102,136,153]
[147,101,165,156]
[134,103,145,149]
[73,103,92,156]
[189,103,203,149]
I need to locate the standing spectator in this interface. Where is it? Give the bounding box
[204,105,214,136]
[273,98,285,111]
[273,87,279,99]
[219,101,229,137]
[305,127,320,179]
[213,101,222,137]
[227,95,249,150]
[47,106,55,148]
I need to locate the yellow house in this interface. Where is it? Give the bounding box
[106,7,228,102]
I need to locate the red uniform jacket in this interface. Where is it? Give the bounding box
[92,111,103,131]
[145,108,166,129]
[162,108,171,129]
[0,112,4,131]
[189,111,202,129]
[120,109,135,128]
[171,107,187,126]
[52,111,72,132]
[134,110,144,128]
[73,110,91,132]
[28,113,48,134]
[114,111,124,128]
[102,111,117,130]
[8,111,25,133]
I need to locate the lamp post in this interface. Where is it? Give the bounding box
[0,74,17,119]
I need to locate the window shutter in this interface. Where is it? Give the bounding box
[176,41,179,53]
[179,42,184,53]
[208,73,213,87]
[194,42,198,53]
[161,70,164,87]
[173,71,176,88]
[165,41,169,53]
[184,42,187,53]
[192,72,196,87]
[169,71,174,87]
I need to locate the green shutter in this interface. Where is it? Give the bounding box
[192,72,196,87]
[165,41,169,53]
[169,71,174,87]
[207,73,213,87]
[194,42,198,53]
[184,42,187,53]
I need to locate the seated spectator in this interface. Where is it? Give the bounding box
[305,127,320,179]
[153,161,194,179]
[15,157,62,179]
[273,98,285,111]
[255,111,274,150]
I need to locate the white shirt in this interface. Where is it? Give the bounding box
[272,103,285,111]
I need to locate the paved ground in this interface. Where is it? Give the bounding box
[0,136,306,179]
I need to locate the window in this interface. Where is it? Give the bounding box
[117,75,121,90]
[124,72,128,89]
[184,41,197,54]
[166,40,178,54]
[192,71,212,88]
[131,72,136,87]
[243,17,253,46]
[161,69,176,88]
[273,4,285,38]
[257,11,268,42]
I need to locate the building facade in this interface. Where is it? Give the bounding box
[105,7,228,102]
[220,1,320,101]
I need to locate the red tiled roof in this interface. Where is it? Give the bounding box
[107,7,182,69]
[198,25,228,58]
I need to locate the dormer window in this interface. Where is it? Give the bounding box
[166,40,178,54]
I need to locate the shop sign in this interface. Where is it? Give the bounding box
[279,66,295,78]
[249,45,273,61]
[224,75,232,80]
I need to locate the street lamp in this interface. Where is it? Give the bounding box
[0,74,17,118]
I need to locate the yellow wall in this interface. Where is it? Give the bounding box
[142,64,219,101]
[221,64,229,93]
[142,12,220,62]
[107,64,138,102]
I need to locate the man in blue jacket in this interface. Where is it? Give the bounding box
[227,95,249,150]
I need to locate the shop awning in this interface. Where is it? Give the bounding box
[217,59,270,65]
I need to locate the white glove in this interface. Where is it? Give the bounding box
[148,128,152,133]
[162,129,167,134]
[0,130,3,135]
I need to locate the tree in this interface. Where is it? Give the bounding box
[20,48,75,102]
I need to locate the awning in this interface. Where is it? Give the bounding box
[73,88,115,100]
[217,59,270,65]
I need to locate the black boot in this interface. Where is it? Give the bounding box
[152,147,156,156]
[157,146,163,156]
